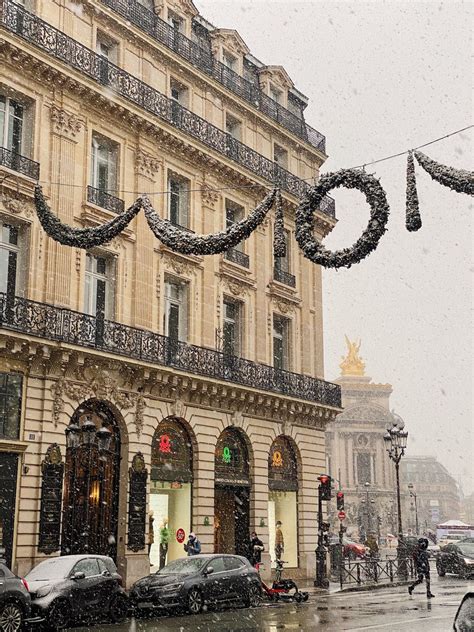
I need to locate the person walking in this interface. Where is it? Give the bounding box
[275,521,284,561]
[248,531,265,567]
[365,533,379,558]
[159,518,171,569]
[147,511,155,557]
[184,532,201,556]
[408,537,435,598]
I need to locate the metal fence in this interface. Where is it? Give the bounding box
[330,553,416,589]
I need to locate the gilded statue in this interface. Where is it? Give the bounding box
[340,335,366,376]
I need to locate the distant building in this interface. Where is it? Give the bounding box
[400,456,461,531]
[326,339,400,540]
[460,492,474,525]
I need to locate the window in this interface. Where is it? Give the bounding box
[0,222,20,296]
[274,144,288,170]
[223,299,241,357]
[96,32,118,65]
[223,51,237,72]
[273,315,290,371]
[170,78,188,107]
[224,557,245,571]
[226,200,244,252]
[270,84,283,104]
[287,98,303,119]
[91,134,118,195]
[357,453,372,485]
[168,173,190,228]
[0,373,22,440]
[164,278,188,342]
[0,95,24,155]
[168,10,184,33]
[84,253,115,318]
[208,557,226,574]
[137,0,154,9]
[274,229,290,273]
[225,114,241,141]
[72,558,100,578]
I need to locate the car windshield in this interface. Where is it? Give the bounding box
[156,557,208,576]
[458,543,474,557]
[25,558,74,580]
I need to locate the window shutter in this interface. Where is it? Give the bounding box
[179,182,189,228]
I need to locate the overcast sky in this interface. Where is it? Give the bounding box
[198,0,473,496]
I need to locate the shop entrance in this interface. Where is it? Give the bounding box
[0,452,19,567]
[214,428,251,557]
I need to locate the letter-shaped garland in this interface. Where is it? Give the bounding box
[414,150,474,195]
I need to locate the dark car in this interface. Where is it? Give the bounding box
[0,560,34,632]
[437,542,474,578]
[130,554,262,615]
[25,554,128,629]
[453,592,474,631]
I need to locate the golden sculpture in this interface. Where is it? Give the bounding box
[340,335,366,376]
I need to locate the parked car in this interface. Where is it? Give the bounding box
[436,542,474,578]
[130,554,262,615]
[0,560,34,632]
[452,592,474,631]
[328,536,366,559]
[25,554,128,629]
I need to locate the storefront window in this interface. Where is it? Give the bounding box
[268,436,299,568]
[150,418,193,567]
[0,372,22,440]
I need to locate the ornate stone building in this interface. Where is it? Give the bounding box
[326,339,400,540]
[0,0,341,584]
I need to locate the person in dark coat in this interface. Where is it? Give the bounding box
[248,531,265,567]
[184,532,201,556]
[408,537,434,598]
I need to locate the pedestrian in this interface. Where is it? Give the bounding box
[275,521,284,561]
[408,537,435,598]
[365,532,379,558]
[248,531,265,567]
[184,532,201,556]
[148,511,154,557]
[159,517,170,569]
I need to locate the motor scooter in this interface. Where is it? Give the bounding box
[256,560,309,602]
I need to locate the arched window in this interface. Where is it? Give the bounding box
[151,417,193,483]
[215,427,250,485]
[269,436,298,491]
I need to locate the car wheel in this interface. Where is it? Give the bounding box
[46,599,70,631]
[109,593,129,623]
[436,564,445,577]
[294,591,303,603]
[187,588,203,615]
[246,584,262,608]
[0,601,23,632]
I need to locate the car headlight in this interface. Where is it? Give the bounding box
[463,557,474,565]
[162,583,183,592]
[35,585,52,598]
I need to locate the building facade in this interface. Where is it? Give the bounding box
[0,0,341,585]
[326,339,400,541]
[400,457,461,531]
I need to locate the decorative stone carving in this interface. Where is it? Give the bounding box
[136,149,161,181]
[225,278,248,298]
[272,297,295,315]
[200,184,220,208]
[50,106,84,140]
[231,410,244,428]
[171,398,186,419]
[1,195,33,218]
[161,252,197,277]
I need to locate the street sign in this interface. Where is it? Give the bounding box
[176,528,186,543]
[338,510,346,521]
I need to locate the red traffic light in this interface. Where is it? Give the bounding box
[337,491,344,498]
[338,510,346,521]
[319,475,329,484]
[336,491,345,510]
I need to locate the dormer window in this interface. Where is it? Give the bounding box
[223,51,238,72]
[168,10,184,33]
[270,84,283,104]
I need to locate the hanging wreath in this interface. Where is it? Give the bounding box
[405,151,422,232]
[142,188,277,256]
[34,186,142,248]
[414,150,474,195]
[295,169,390,269]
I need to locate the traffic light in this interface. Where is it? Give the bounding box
[318,474,332,501]
[337,491,345,511]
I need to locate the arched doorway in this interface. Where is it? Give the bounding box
[268,436,299,567]
[62,400,121,559]
[150,417,193,567]
[214,427,251,557]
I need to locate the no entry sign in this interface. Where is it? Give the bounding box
[338,511,346,521]
[176,528,186,543]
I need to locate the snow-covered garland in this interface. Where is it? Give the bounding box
[295,169,390,269]
[142,188,278,256]
[34,185,142,248]
[414,150,474,196]
[405,151,422,232]
[273,188,287,258]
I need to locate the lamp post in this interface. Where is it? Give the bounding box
[408,483,419,535]
[384,414,408,577]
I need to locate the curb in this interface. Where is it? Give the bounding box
[339,580,413,593]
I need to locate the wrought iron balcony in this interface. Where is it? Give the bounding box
[225,248,250,268]
[100,0,326,153]
[0,2,336,219]
[273,266,296,288]
[87,186,125,214]
[0,292,341,408]
[0,145,40,180]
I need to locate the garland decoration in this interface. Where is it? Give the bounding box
[414,150,474,195]
[142,188,277,256]
[405,151,422,232]
[34,185,142,248]
[273,188,287,258]
[295,169,390,269]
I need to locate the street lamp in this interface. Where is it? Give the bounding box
[384,413,408,577]
[408,483,419,535]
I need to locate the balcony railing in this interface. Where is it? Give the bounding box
[0,292,341,408]
[87,186,125,214]
[0,2,336,219]
[0,145,40,180]
[100,0,326,153]
[273,266,296,288]
[225,248,250,268]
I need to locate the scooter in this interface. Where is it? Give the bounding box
[256,560,309,602]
